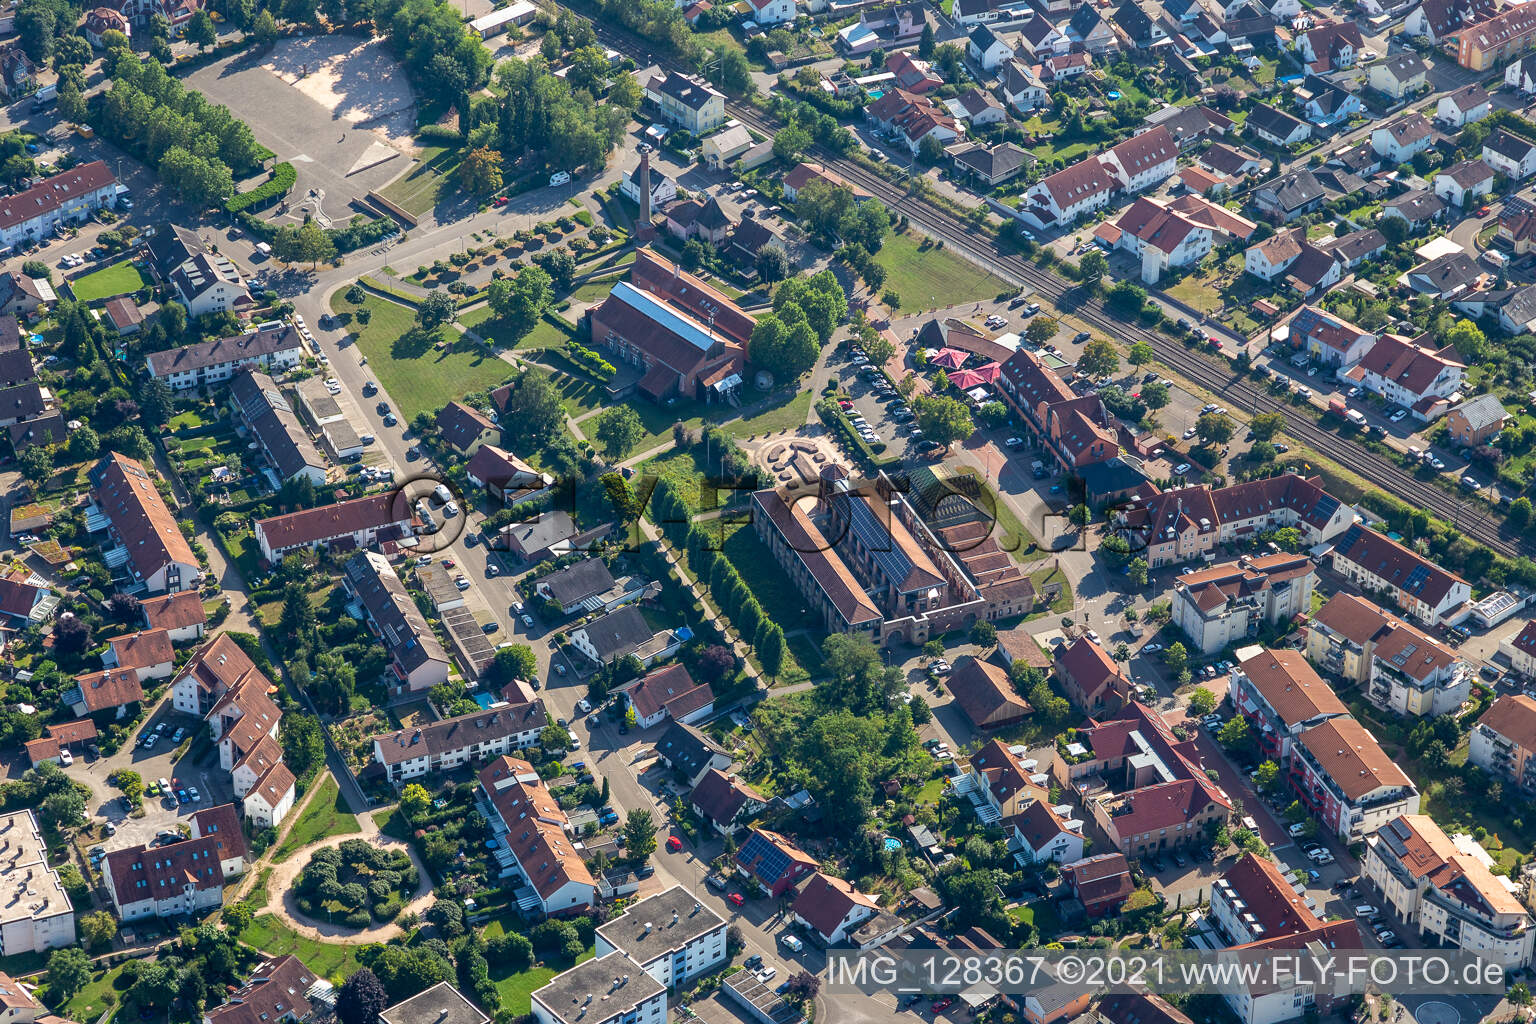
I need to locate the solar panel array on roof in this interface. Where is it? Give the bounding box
[740,832,791,883]
[838,489,915,589]
[1313,493,1340,519]
[1403,565,1431,594]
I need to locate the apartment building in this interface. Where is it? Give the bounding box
[0,811,74,954]
[1172,553,1315,655]
[343,551,451,692]
[477,756,595,916]
[1344,334,1466,422]
[0,161,118,249]
[144,325,304,391]
[1290,717,1419,841]
[253,494,415,563]
[373,702,548,784]
[643,72,725,133]
[103,835,225,920]
[595,886,728,988]
[1469,694,1536,793]
[531,953,665,1024]
[89,451,200,595]
[1231,648,1349,763]
[1364,814,1534,967]
[1210,852,1325,947]
[1329,524,1471,626]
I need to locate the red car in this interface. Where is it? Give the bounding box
[932,998,954,1013]
[442,558,456,569]
[493,196,509,206]
[666,836,683,852]
[728,893,745,907]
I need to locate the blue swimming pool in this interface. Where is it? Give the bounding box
[868,89,884,100]
[883,837,901,852]
[472,692,494,709]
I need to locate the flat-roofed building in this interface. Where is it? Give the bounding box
[0,811,74,954]
[596,885,728,987]
[531,952,664,1024]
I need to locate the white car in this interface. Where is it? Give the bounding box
[549,170,571,187]
[576,698,592,714]
[1389,408,1408,422]
[1173,462,1191,475]
[757,968,777,984]
[1004,436,1023,447]
[455,576,470,591]
[1287,822,1307,837]
[443,501,460,517]
[1182,427,1197,439]
[1142,643,1163,654]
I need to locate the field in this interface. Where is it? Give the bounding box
[876,231,1009,309]
[270,773,361,863]
[69,260,151,302]
[378,146,462,218]
[329,292,514,421]
[59,962,129,1020]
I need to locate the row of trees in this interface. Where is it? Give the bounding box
[748,271,849,383]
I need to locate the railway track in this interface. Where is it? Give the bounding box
[582,15,1526,561]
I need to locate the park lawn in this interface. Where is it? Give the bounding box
[59,962,129,1021]
[876,231,1008,309]
[270,773,360,863]
[379,146,462,218]
[717,520,815,680]
[330,293,514,422]
[70,260,151,303]
[571,270,629,303]
[462,309,571,352]
[1164,275,1223,314]
[240,915,363,981]
[722,387,812,438]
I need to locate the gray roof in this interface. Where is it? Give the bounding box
[229,369,325,483]
[655,720,728,779]
[344,550,450,679]
[1501,284,1536,327]
[1323,228,1386,264]
[502,509,579,556]
[1247,104,1308,141]
[1485,129,1536,162]
[1453,392,1510,431]
[539,558,617,608]
[952,142,1032,178]
[1376,52,1427,81]
[532,952,664,1024]
[0,381,45,421]
[595,886,726,966]
[577,605,655,661]
[647,71,723,111]
[145,325,304,378]
[379,983,488,1024]
[373,701,549,765]
[1262,169,1326,211]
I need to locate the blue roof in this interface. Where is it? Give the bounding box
[609,281,718,354]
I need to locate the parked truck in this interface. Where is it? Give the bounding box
[31,84,56,110]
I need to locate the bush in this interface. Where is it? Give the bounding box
[565,341,616,381]
[418,124,465,146]
[226,162,296,214]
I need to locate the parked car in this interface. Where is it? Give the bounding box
[780,933,804,953]
[666,836,683,852]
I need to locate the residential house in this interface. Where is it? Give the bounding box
[1290,304,1375,365]
[1296,21,1362,71]
[187,803,246,879]
[946,656,1033,730]
[968,24,1014,68]
[1041,51,1092,81]
[1101,126,1179,193]
[1406,251,1481,299]
[1147,105,1233,150]
[1364,814,1534,967]
[1200,143,1263,179]
[866,89,960,154]
[253,493,414,563]
[1253,169,1328,222]
[744,0,794,24]
[495,509,608,564]
[792,873,879,945]
[1053,637,1132,715]
[104,296,143,335]
[1367,53,1427,98]
[85,7,131,45]
[1248,104,1312,148]
[1065,3,1118,53]
[65,667,142,719]
[1372,113,1435,164]
[618,663,713,729]
[1296,75,1362,127]
[1345,333,1467,421]
[1434,159,1495,207]
[466,445,550,506]
[1021,158,1117,228]
[1232,648,1348,763]
[886,52,944,93]
[951,142,1032,187]
[1499,198,1536,253]
[1470,693,1536,790]
[654,721,730,787]
[229,369,326,488]
[0,161,117,249]
[663,196,734,246]
[1111,1,1165,47]
[997,59,1048,112]
[700,125,751,170]
[1362,606,1469,718]
[530,955,665,1024]
[1330,524,1471,624]
[373,702,549,785]
[103,835,225,920]
[1483,129,1536,181]
[1291,717,1420,840]
[735,829,817,897]
[1245,229,1304,282]
[1446,393,1509,447]
[204,957,321,1024]
[0,273,54,316]
[1109,196,1214,284]
[969,739,1049,822]
[620,164,677,208]
[0,811,73,952]
[23,720,98,768]
[644,72,725,133]
[1383,189,1447,232]
[1437,84,1492,127]
[434,401,496,458]
[102,629,174,683]
[1006,799,1085,866]
[568,605,681,668]
[89,452,199,595]
[1016,14,1068,59]
[1062,853,1135,917]
[781,161,868,203]
[690,768,766,836]
[1458,285,1536,335]
[533,559,637,617]
[947,87,1007,125]
[1406,0,1496,42]
[477,756,595,915]
[144,324,304,391]
[1509,52,1536,93]
[1172,552,1316,655]
[343,550,451,693]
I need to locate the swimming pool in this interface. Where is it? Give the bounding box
[868,89,884,100]
[472,692,494,710]
[883,837,901,852]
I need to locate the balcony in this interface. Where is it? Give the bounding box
[1424,890,1530,941]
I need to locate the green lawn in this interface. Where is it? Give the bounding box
[70,260,151,303]
[484,918,594,1014]
[59,962,129,1020]
[876,231,1008,309]
[461,309,572,352]
[329,292,514,422]
[571,270,630,303]
[379,145,462,218]
[270,773,360,863]
[724,387,813,438]
[716,520,818,680]
[240,915,363,982]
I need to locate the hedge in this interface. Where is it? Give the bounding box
[417,124,465,146]
[226,162,296,214]
[566,341,616,381]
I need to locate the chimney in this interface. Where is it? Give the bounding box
[636,150,657,243]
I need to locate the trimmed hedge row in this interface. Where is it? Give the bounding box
[226,162,296,214]
[566,341,616,381]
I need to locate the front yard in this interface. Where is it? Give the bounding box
[70,260,151,303]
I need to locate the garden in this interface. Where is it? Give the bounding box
[293,838,419,927]
[68,260,152,303]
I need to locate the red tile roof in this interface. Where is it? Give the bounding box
[73,668,143,711]
[792,871,878,940]
[479,756,595,901]
[947,657,1032,729]
[1297,717,1412,800]
[140,591,207,631]
[0,162,114,232]
[621,663,714,722]
[1219,852,1322,938]
[1477,694,1536,753]
[1239,648,1345,728]
[107,629,174,673]
[90,452,197,586]
[254,493,412,554]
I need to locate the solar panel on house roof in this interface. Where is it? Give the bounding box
[741,832,791,882]
[840,491,915,589]
[1403,565,1431,594]
[1313,494,1340,519]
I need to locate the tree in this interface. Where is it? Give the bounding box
[399,783,431,820]
[458,146,503,195]
[1511,497,1533,531]
[1255,760,1279,793]
[499,371,565,449]
[498,265,553,325]
[865,334,895,368]
[279,713,325,781]
[919,21,936,58]
[1128,557,1148,587]
[773,122,812,164]
[57,78,86,123]
[1079,247,1108,284]
[279,583,315,641]
[592,406,643,462]
[1106,280,1147,316]
[1249,411,1285,441]
[1078,338,1119,378]
[112,768,144,807]
[416,290,456,331]
[540,723,571,750]
[749,309,818,383]
[917,133,945,166]
[52,614,90,658]
[186,9,216,49]
[756,244,791,284]
[79,910,117,949]
[1165,641,1188,676]
[1443,318,1487,362]
[1195,411,1235,446]
[488,644,537,685]
[274,220,336,267]
[623,809,658,860]
[337,968,390,1024]
[971,620,997,648]
[912,395,974,449]
[18,445,51,485]
[1217,715,1250,752]
[1025,318,1058,347]
[534,249,577,293]
[46,948,90,1001]
[1378,214,1409,246]
[1188,688,1218,716]
[1068,503,1090,528]
[1127,341,1155,369]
